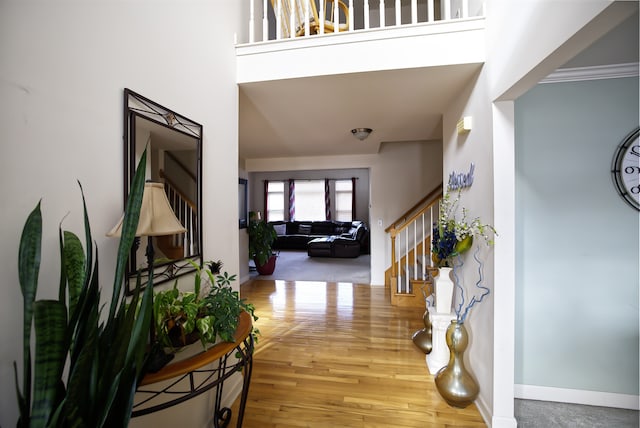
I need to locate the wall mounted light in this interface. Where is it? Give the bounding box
[457,116,472,134]
[351,128,373,141]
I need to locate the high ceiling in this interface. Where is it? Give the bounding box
[239,64,482,160]
[238,10,638,163]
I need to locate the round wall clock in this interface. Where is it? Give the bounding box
[611,127,640,211]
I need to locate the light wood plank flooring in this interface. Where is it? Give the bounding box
[231,279,486,427]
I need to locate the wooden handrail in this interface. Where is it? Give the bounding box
[384,183,443,233]
[390,198,440,239]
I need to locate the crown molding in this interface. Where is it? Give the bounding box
[540,62,639,84]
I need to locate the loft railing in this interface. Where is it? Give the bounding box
[385,184,442,297]
[244,0,485,44]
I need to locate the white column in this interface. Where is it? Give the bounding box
[426,312,455,375]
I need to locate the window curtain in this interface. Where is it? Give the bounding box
[351,177,357,219]
[325,178,331,220]
[288,179,295,221]
[263,180,269,220]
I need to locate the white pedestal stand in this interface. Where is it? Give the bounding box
[426,311,456,375]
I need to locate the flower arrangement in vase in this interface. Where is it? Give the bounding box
[430,190,496,319]
[432,191,495,268]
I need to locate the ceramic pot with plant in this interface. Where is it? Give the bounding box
[248,213,278,275]
[153,261,258,354]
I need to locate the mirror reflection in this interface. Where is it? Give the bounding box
[124,89,202,293]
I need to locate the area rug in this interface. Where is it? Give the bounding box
[515,399,639,428]
[250,250,371,284]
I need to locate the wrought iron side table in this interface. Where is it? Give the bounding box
[132,311,254,428]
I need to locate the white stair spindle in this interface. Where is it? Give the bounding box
[396,233,401,293]
[364,0,370,29]
[430,206,434,267]
[289,0,296,38]
[380,0,385,28]
[249,0,255,43]
[413,220,417,281]
[263,0,269,41]
[395,0,401,26]
[304,0,310,37]
[421,213,426,279]
[444,0,451,20]
[319,0,325,34]
[462,0,469,17]
[348,0,354,31]
[275,0,282,39]
[404,228,409,293]
[427,0,434,22]
[334,0,339,33]
[411,0,417,24]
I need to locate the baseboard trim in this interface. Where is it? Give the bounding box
[240,274,251,285]
[514,384,640,410]
[491,416,518,428]
[474,394,492,427]
[473,394,518,428]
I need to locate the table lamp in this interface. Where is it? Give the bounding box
[108,181,187,370]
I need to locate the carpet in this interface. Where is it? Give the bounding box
[515,399,639,427]
[250,250,371,284]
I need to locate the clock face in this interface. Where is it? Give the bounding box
[611,127,640,211]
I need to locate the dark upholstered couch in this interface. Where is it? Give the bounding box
[269,220,369,257]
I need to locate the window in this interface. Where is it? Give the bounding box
[294,180,325,221]
[335,179,353,221]
[266,181,284,221]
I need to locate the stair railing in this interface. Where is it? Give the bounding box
[159,170,198,257]
[385,184,442,295]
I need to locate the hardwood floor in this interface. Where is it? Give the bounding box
[231,279,486,427]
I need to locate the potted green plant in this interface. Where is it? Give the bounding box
[247,212,278,275]
[153,261,258,352]
[14,150,152,427]
[207,259,223,275]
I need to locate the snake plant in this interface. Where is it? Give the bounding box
[14,150,153,427]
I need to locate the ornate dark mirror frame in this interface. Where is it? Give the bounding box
[123,88,203,294]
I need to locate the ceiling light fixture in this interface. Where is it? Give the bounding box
[351,128,373,141]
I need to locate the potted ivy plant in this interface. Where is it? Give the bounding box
[247,212,278,275]
[153,261,258,352]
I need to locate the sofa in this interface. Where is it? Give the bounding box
[269,220,369,257]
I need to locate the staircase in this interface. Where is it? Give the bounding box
[158,168,197,260]
[385,184,443,307]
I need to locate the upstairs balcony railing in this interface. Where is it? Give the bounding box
[244,0,485,44]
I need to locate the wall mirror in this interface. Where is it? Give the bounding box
[123,88,202,294]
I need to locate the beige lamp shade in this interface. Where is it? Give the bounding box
[107,182,187,238]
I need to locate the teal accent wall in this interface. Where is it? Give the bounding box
[515,77,639,395]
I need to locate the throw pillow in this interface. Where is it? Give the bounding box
[273,223,286,236]
[298,224,312,235]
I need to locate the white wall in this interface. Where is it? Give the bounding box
[441,66,498,422]
[443,2,640,426]
[245,140,442,285]
[487,0,635,101]
[515,77,639,399]
[0,1,241,427]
